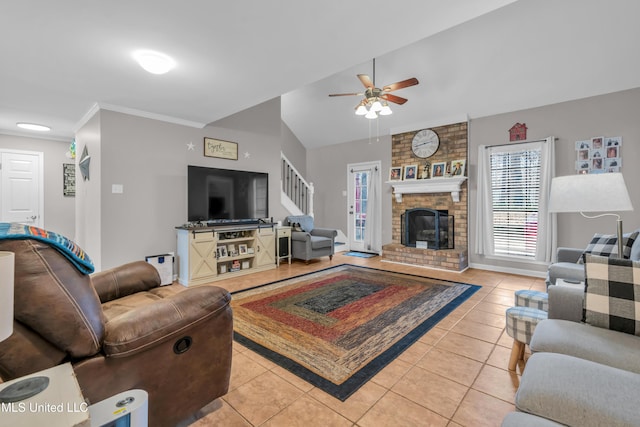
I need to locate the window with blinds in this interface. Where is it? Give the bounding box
[490,148,541,258]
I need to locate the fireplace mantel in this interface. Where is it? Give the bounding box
[386,176,468,203]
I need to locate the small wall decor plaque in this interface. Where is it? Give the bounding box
[509,123,527,141]
[79,145,91,180]
[204,137,238,160]
[63,163,75,196]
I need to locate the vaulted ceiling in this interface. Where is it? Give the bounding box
[2,1,639,149]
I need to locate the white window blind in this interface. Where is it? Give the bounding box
[490,148,541,258]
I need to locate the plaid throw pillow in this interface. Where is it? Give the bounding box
[577,231,639,264]
[583,253,640,336]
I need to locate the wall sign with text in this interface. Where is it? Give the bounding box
[204,137,238,160]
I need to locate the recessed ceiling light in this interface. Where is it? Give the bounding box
[17,122,51,132]
[132,50,176,75]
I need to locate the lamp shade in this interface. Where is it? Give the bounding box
[548,173,633,213]
[0,251,14,342]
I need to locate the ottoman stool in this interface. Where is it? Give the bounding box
[505,306,547,371]
[514,289,548,312]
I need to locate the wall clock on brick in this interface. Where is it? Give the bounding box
[412,129,440,158]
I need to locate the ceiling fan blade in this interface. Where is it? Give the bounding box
[383,77,419,92]
[357,74,374,89]
[328,92,362,97]
[381,93,408,105]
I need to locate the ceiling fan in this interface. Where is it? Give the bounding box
[328,58,419,119]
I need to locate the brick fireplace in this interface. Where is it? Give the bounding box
[382,122,468,271]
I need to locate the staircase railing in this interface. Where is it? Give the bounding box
[281,152,314,216]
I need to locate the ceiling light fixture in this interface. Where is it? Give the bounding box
[364,109,378,119]
[331,58,418,121]
[16,122,51,132]
[358,95,392,120]
[355,103,368,116]
[379,102,393,116]
[132,50,176,75]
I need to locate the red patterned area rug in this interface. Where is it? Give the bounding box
[232,264,480,400]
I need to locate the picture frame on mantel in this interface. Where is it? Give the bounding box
[204,137,238,160]
[431,162,446,178]
[450,159,466,176]
[389,166,402,181]
[404,165,418,180]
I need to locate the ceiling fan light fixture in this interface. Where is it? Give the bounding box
[133,50,176,75]
[379,103,393,116]
[328,58,418,120]
[370,99,383,112]
[355,104,368,115]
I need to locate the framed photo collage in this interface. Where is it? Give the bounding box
[575,136,622,174]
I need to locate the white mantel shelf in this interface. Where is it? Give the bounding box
[386,176,468,203]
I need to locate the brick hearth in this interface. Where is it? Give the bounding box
[383,122,468,272]
[382,244,468,272]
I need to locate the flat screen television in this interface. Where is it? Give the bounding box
[187,166,268,223]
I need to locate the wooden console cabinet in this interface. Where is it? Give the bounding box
[176,224,276,287]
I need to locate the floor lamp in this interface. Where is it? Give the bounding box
[0,251,50,403]
[548,173,634,257]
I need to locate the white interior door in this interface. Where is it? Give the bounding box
[1,150,44,227]
[347,161,381,254]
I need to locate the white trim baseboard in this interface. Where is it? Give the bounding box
[469,262,547,278]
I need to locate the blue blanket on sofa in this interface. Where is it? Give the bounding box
[0,223,94,274]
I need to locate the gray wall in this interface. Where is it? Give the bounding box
[76,97,293,270]
[75,112,102,268]
[0,134,75,238]
[307,134,393,243]
[16,87,640,276]
[468,87,640,274]
[281,122,307,177]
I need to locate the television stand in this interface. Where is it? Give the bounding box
[205,219,261,227]
[175,223,276,287]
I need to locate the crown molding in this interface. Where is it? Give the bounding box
[73,102,207,133]
[0,129,71,143]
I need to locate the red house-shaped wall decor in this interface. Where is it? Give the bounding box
[509,123,527,141]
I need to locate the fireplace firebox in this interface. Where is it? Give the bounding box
[401,208,454,250]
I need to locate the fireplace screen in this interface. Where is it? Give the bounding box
[401,208,454,250]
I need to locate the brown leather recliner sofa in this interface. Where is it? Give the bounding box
[0,238,233,427]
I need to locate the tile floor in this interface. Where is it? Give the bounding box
[185,253,546,427]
